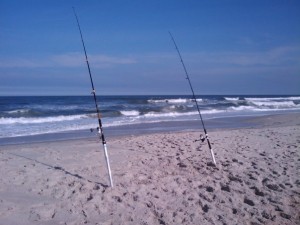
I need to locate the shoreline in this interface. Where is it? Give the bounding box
[1,112,299,146]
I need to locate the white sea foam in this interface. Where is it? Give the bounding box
[120,110,140,116]
[143,109,224,118]
[287,96,300,100]
[244,96,300,110]
[144,111,198,118]
[148,99,187,104]
[246,96,300,101]
[6,109,30,114]
[250,101,296,107]
[225,97,239,101]
[202,109,225,114]
[148,98,203,104]
[0,123,97,138]
[229,105,300,112]
[229,106,258,111]
[0,114,89,125]
[228,105,287,112]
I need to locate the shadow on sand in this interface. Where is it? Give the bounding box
[8,152,109,188]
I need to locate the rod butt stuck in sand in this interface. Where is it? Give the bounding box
[72,7,114,187]
[169,32,216,165]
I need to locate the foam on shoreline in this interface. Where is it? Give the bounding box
[1,112,299,146]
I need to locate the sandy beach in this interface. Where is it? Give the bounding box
[0,113,299,225]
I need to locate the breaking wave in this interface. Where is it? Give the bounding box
[1,95,300,138]
[0,114,89,125]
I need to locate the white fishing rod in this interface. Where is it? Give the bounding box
[73,7,114,187]
[169,32,216,165]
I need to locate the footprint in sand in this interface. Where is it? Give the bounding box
[206,186,214,193]
[280,212,292,220]
[220,183,230,192]
[243,197,255,206]
[250,186,265,197]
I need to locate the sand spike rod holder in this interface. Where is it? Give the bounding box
[73,7,113,187]
[169,32,216,165]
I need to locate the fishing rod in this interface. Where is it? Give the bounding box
[169,32,216,165]
[72,7,113,187]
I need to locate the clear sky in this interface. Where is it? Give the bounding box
[0,0,299,96]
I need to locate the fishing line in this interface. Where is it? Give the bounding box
[73,7,114,187]
[169,32,216,165]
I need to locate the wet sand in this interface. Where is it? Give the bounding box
[0,113,299,224]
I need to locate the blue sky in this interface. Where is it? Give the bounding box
[0,0,299,96]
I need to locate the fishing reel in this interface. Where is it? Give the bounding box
[195,134,206,142]
[90,127,100,133]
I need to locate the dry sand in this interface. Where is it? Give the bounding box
[0,113,299,225]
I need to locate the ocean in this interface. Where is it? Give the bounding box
[1,95,300,144]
